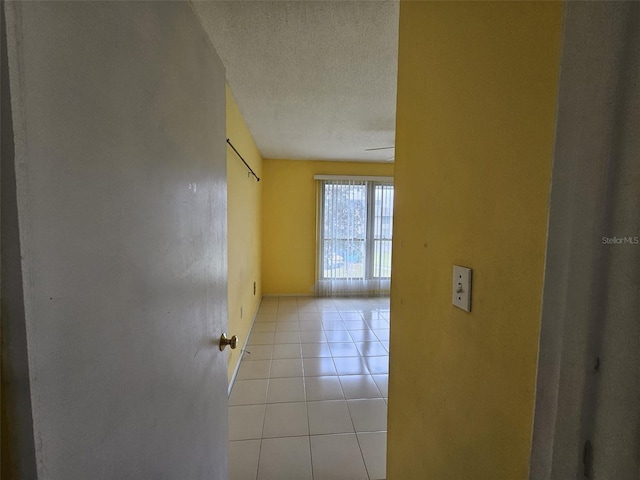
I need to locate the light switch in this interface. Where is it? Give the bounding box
[452,265,472,312]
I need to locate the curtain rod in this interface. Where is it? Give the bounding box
[226,138,260,182]
[314,175,393,182]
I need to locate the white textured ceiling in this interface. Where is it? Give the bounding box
[192,1,399,162]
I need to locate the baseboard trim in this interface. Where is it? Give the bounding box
[262,293,314,297]
[228,302,261,397]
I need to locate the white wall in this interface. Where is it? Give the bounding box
[2,2,228,478]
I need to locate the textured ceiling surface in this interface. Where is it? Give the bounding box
[192,1,399,162]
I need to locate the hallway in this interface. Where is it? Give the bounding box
[228,296,390,480]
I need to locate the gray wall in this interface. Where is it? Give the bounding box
[3,2,229,478]
[530,2,640,479]
[2,3,38,477]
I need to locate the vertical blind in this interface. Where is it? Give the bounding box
[315,176,394,297]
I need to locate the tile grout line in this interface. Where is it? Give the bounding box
[299,306,316,480]
[299,298,316,480]
[254,315,275,480]
[339,310,374,480]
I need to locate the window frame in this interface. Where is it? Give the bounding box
[315,175,394,281]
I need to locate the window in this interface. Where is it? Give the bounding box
[315,175,394,296]
[372,183,393,278]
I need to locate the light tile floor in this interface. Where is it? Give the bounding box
[229,296,390,480]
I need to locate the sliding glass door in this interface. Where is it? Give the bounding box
[316,177,394,296]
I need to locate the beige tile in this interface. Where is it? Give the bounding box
[229,379,269,406]
[242,345,273,360]
[255,313,277,322]
[372,329,390,341]
[329,342,360,357]
[271,344,302,359]
[363,356,389,374]
[360,310,386,321]
[315,298,336,305]
[347,398,387,432]
[228,404,265,441]
[339,312,364,321]
[333,300,356,311]
[301,343,332,358]
[303,357,338,377]
[357,432,387,480]
[237,360,271,380]
[333,357,369,376]
[372,374,389,397]
[270,358,303,378]
[324,330,353,342]
[275,321,300,332]
[339,375,382,399]
[355,341,388,357]
[252,322,276,333]
[277,297,297,304]
[229,439,260,480]
[307,400,354,435]
[262,402,308,438]
[276,311,299,322]
[305,376,344,401]
[298,312,321,322]
[233,297,391,479]
[257,304,278,314]
[344,320,370,331]
[299,331,327,343]
[318,312,342,321]
[298,304,318,313]
[298,320,324,331]
[316,304,338,312]
[266,377,305,403]
[257,436,312,480]
[248,332,275,345]
[348,329,379,342]
[277,304,298,314]
[322,320,347,331]
[296,298,317,307]
[310,434,368,480]
[367,318,390,329]
[274,331,301,344]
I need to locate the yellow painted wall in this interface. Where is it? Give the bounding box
[262,159,393,295]
[226,85,263,381]
[388,2,562,479]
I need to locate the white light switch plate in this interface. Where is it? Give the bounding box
[452,265,472,312]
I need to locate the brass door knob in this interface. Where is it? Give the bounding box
[219,333,239,351]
